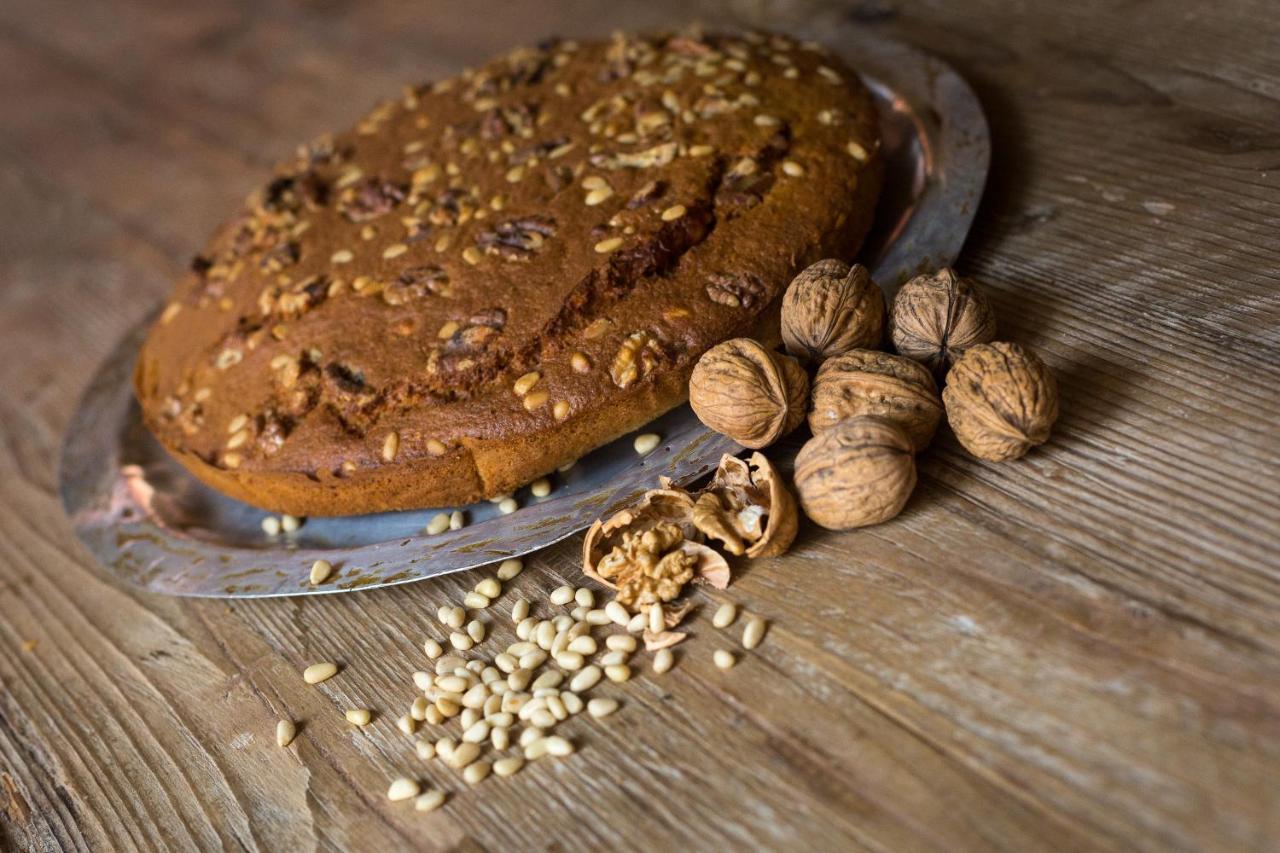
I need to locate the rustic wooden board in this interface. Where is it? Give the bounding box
[1,0,1277,850]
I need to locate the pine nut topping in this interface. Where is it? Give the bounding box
[387,777,420,801]
[513,371,541,395]
[382,243,408,259]
[463,760,492,785]
[847,140,868,161]
[606,634,637,652]
[585,186,614,206]
[649,603,665,634]
[330,249,354,264]
[522,390,549,411]
[276,720,296,748]
[426,438,447,456]
[555,651,585,670]
[743,617,767,650]
[601,601,628,626]
[546,736,574,757]
[633,433,661,455]
[781,160,805,177]
[511,598,530,621]
[345,708,372,726]
[570,351,591,372]
[713,603,738,629]
[553,400,571,421]
[714,649,736,670]
[462,246,482,265]
[382,431,400,461]
[303,662,338,684]
[588,698,619,718]
[570,665,602,692]
[661,204,687,221]
[426,513,450,535]
[414,789,446,812]
[447,741,481,769]
[594,237,623,253]
[494,756,524,777]
[754,114,781,126]
[653,648,675,674]
[497,558,524,580]
[309,559,333,585]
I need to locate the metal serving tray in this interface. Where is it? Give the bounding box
[58,30,989,598]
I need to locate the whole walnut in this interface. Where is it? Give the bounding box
[809,350,942,451]
[781,259,884,364]
[689,339,808,449]
[889,268,996,374]
[794,416,916,529]
[943,342,1058,461]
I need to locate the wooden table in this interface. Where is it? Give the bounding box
[2,1,1277,849]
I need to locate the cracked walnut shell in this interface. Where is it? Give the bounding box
[781,259,885,363]
[810,349,943,452]
[890,268,996,374]
[692,453,798,558]
[582,488,730,607]
[689,339,808,449]
[794,415,916,529]
[943,342,1058,461]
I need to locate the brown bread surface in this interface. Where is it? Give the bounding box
[134,30,884,514]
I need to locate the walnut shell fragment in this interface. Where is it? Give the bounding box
[582,488,730,608]
[890,268,996,374]
[693,453,798,558]
[809,349,943,451]
[643,630,688,651]
[943,341,1058,461]
[794,415,916,529]
[689,338,808,449]
[781,259,885,363]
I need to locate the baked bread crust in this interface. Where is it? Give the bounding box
[134,30,884,515]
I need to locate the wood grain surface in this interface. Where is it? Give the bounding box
[2,0,1278,850]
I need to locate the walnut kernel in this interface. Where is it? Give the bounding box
[943,342,1058,461]
[689,338,808,449]
[794,416,916,529]
[781,259,884,363]
[890,268,996,374]
[810,350,942,451]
